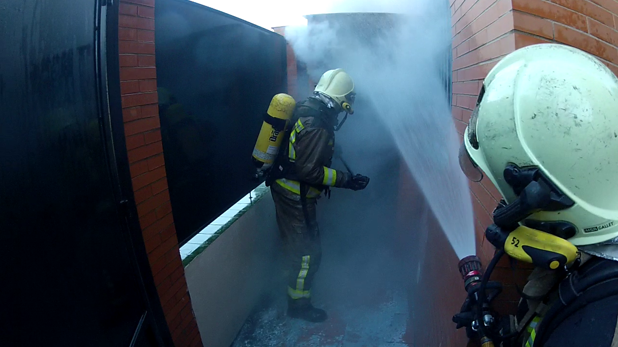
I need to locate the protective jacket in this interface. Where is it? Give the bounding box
[515,253,618,347]
[273,96,350,200]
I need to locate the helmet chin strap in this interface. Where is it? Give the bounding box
[335,112,349,131]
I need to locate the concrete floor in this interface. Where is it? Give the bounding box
[232,285,410,347]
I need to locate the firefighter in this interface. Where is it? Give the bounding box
[458,43,618,346]
[268,68,370,322]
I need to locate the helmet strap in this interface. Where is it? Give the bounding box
[335,112,349,132]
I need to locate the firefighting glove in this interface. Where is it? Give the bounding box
[345,174,370,191]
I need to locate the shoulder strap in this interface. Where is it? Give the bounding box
[535,257,618,346]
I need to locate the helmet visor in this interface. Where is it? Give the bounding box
[459,142,483,182]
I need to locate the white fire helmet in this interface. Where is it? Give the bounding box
[459,43,618,246]
[314,68,356,114]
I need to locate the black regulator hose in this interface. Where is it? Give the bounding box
[477,249,505,338]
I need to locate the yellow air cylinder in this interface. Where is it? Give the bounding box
[252,93,296,175]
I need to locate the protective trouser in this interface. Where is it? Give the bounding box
[271,184,322,307]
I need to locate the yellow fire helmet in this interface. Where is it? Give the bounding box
[459,43,618,246]
[314,68,356,114]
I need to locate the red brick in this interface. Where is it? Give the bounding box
[134,186,153,205]
[452,106,464,120]
[471,181,498,217]
[141,104,159,118]
[513,0,587,32]
[480,175,503,202]
[590,0,618,15]
[138,29,155,42]
[119,3,138,16]
[149,236,179,261]
[472,193,494,229]
[155,261,182,284]
[138,5,155,18]
[137,189,170,216]
[123,107,141,122]
[468,9,515,55]
[588,17,618,46]
[615,15,618,29]
[162,280,186,305]
[121,80,140,95]
[453,0,495,42]
[132,166,166,190]
[143,212,175,240]
[139,210,158,229]
[122,92,158,108]
[138,55,156,67]
[150,252,171,275]
[456,94,477,110]
[119,54,138,67]
[170,263,186,283]
[180,305,193,320]
[144,234,162,252]
[457,60,499,81]
[140,79,157,92]
[455,0,513,38]
[120,67,157,81]
[144,129,162,144]
[119,27,137,41]
[119,41,156,55]
[124,117,160,136]
[173,311,194,335]
[514,31,553,49]
[151,177,169,195]
[130,160,149,178]
[169,311,185,332]
[119,14,155,30]
[147,154,165,170]
[554,23,618,64]
[126,133,145,150]
[513,11,554,39]
[453,81,481,95]
[454,32,515,71]
[462,108,473,123]
[191,335,203,347]
[157,277,173,294]
[156,202,173,220]
[123,0,155,7]
[552,0,614,26]
[161,226,176,244]
[129,141,163,163]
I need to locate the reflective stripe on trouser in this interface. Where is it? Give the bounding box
[275,178,321,198]
[525,316,542,347]
[288,255,311,299]
[271,184,322,301]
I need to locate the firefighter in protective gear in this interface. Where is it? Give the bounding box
[268,68,370,322]
[459,44,618,346]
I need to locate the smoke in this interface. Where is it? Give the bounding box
[285,0,475,259]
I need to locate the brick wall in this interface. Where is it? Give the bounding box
[118,1,202,346]
[451,0,618,316]
[512,0,618,75]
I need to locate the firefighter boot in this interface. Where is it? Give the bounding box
[287,298,327,322]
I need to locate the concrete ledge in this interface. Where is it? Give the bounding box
[184,190,280,347]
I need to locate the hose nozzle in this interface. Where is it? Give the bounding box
[458,255,484,292]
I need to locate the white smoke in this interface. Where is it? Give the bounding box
[285,0,476,259]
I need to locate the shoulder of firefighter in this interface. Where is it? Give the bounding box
[275,98,351,198]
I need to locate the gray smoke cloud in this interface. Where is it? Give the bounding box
[285,0,476,259]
